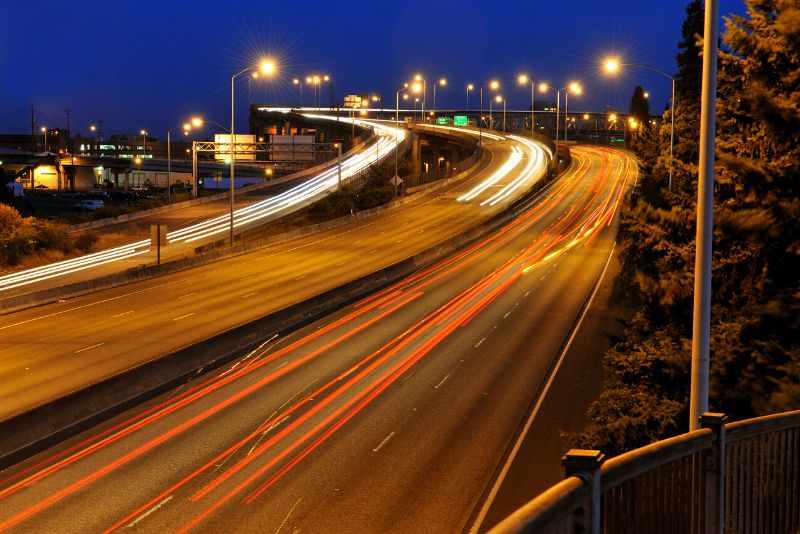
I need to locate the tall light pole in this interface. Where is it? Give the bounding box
[478,80,499,145]
[564,82,582,143]
[518,75,547,138]
[140,129,147,160]
[466,83,474,111]
[230,59,276,246]
[40,127,48,152]
[167,118,200,204]
[395,84,409,199]
[689,0,719,431]
[432,78,447,114]
[293,78,302,108]
[604,58,676,191]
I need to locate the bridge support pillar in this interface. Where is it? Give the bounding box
[562,449,605,534]
[411,133,421,177]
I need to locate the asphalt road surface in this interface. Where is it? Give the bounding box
[0,130,546,422]
[0,146,637,533]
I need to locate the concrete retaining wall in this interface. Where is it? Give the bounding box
[0,135,551,468]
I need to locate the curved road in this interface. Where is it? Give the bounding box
[0,146,637,533]
[0,130,547,422]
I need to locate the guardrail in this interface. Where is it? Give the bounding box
[490,410,800,534]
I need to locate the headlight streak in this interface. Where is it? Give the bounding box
[480,136,548,207]
[0,147,636,533]
[457,147,523,202]
[0,120,403,294]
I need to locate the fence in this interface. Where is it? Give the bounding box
[490,410,800,534]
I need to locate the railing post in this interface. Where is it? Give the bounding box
[562,449,605,534]
[700,412,727,534]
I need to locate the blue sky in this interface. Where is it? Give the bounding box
[0,0,746,138]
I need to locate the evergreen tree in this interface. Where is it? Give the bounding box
[675,0,706,104]
[571,0,800,455]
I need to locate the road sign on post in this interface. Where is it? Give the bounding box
[454,115,468,126]
[436,117,450,125]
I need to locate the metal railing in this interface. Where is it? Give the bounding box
[490,410,800,534]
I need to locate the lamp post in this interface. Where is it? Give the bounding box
[466,84,474,111]
[478,80,500,145]
[394,84,408,199]
[40,127,48,152]
[432,78,446,113]
[140,129,147,160]
[293,78,302,108]
[604,58,676,191]
[689,0,719,431]
[230,59,276,246]
[518,75,547,138]
[167,118,200,204]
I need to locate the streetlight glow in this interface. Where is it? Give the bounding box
[467,83,474,91]
[439,78,447,86]
[489,80,499,90]
[569,82,582,94]
[604,58,620,73]
[411,82,422,93]
[191,117,203,127]
[260,59,276,74]
[539,83,548,92]
[495,95,502,103]
[518,74,528,85]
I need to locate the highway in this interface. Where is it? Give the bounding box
[0,118,402,299]
[0,129,546,423]
[0,146,637,532]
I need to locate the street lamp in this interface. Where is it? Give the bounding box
[518,74,545,138]
[293,78,302,108]
[604,57,676,191]
[395,82,421,197]
[466,83,474,111]
[552,83,581,146]
[167,119,199,204]
[140,129,147,160]
[479,80,500,145]
[432,78,447,113]
[40,127,48,152]
[230,58,277,246]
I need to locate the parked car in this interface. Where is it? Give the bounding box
[86,189,109,199]
[73,200,105,211]
[59,190,81,199]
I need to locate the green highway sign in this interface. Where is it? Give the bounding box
[436,117,450,125]
[453,115,468,126]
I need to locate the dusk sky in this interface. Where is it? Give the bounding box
[2,0,746,139]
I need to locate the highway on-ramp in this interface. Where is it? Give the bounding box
[0,146,637,533]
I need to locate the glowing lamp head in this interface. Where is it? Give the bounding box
[305,76,312,83]
[41,126,46,132]
[539,83,548,93]
[495,95,503,103]
[191,117,203,127]
[183,123,191,131]
[489,80,499,90]
[90,125,96,132]
[467,83,474,91]
[604,58,620,73]
[569,82,582,94]
[134,157,141,164]
[260,60,275,75]
[411,82,422,93]
[439,78,447,86]
[609,113,618,121]
[644,92,650,98]
[583,114,590,120]
[140,129,146,135]
[312,75,320,84]
[414,74,422,82]
[403,94,409,100]
[518,74,528,85]
[323,75,330,81]
[293,78,299,84]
